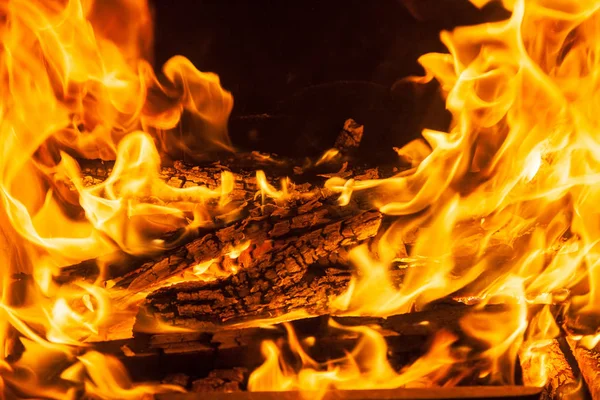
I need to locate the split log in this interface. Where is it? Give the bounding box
[100,302,494,355]
[91,303,546,399]
[78,152,295,188]
[58,159,267,283]
[120,192,380,291]
[77,117,368,190]
[567,338,600,400]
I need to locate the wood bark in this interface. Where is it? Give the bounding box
[59,155,383,298]
[58,159,265,283]
[58,118,376,285]
[134,208,383,331]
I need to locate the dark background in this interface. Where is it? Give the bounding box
[151,0,508,163]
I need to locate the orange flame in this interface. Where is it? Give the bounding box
[1,0,599,396]
[0,0,234,395]
[248,321,458,397]
[254,0,600,392]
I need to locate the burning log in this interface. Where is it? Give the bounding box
[57,158,269,284]
[117,187,380,292]
[58,119,380,290]
[91,302,555,400]
[77,118,367,190]
[134,209,383,331]
[60,165,384,302]
[520,338,582,400]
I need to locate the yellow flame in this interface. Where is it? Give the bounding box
[227,240,251,259]
[1,0,599,395]
[248,321,458,397]
[318,0,600,390]
[0,0,235,395]
[315,149,341,166]
[256,170,291,202]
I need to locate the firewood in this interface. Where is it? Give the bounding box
[520,338,582,400]
[77,116,366,189]
[55,119,377,291]
[567,338,600,400]
[57,159,262,284]
[91,303,541,398]
[95,302,497,372]
[77,152,294,189]
[134,209,383,331]
[58,154,383,296]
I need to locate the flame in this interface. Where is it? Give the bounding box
[248,321,458,398]
[329,0,600,324]
[1,0,236,268]
[2,0,600,396]
[520,305,562,387]
[256,0,600,392]
[256,170,291,202]
[0,0,236,395]
[314,149,341,166]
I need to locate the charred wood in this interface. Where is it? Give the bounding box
[56,117,378,286]
[134,209,383,331]
[59,158,383,297]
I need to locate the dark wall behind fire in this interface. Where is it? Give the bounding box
[151,0,508,163]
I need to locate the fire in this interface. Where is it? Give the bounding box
[0,0,599,397]
[253,0,600,393]
[248,321,458,395]
[0,0,233,396]
[256,170,290,202]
